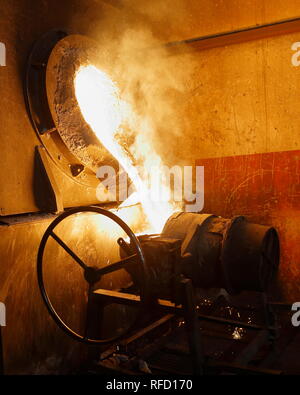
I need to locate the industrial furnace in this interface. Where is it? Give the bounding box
[0,0,300,377]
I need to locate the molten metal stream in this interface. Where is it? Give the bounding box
[74,65,177,233]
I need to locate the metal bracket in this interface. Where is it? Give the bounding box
[34,146,63,213]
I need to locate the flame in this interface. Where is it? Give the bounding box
[74,65,177,233]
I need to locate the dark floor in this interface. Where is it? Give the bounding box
[83,293,300,375]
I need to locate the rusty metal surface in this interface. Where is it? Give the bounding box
[196,150,300,301]
[221,216,280,293]
[120,235,182,301]
[161,212,279,294]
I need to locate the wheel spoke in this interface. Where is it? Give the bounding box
[38,206,147,345]
[95,254,138,276]
[49,230,88,270]
[83,284,93,341]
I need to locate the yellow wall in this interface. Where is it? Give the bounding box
[78,0,300,165]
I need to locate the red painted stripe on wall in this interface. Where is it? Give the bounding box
[196,150,300,301]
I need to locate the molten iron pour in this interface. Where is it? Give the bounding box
[71,43,280,300]
[33,32,281,374]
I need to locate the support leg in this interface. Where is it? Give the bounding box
[181,278,204,375]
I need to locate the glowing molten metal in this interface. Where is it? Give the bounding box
[74,65,177,233]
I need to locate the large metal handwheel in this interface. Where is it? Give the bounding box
[37,206,148,345]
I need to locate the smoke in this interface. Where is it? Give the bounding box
[114,29,189,166]
[80,3,198,168]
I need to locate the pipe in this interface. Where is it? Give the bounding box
[163,16,300,53]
